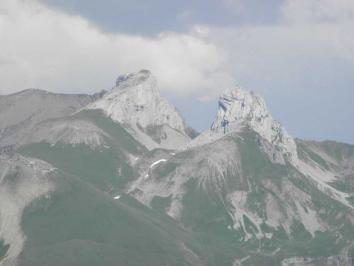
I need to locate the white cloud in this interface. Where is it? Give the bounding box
[0,0,235,97]
[0,0,353,142]
[282,0,354,23]
[197,0,354,95]
[1,0,354,103]
[280,0,354,62]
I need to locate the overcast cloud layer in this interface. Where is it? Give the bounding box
[0,0,235,97]
[0,0,353,143]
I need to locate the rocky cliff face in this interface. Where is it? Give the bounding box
[87,70,192,150]
[127,85,354,265]
[192,86,297,162]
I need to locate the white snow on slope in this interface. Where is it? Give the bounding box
[150,159,167,168]
[86,70,191,150]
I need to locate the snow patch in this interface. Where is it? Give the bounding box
[150,159,167,168]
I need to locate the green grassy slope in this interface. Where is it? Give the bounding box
[18,172,203,266]
[147,129,354,265]
[19,110,146,194]
[15,114,354,266]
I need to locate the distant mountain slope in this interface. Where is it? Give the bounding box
[1,74,353,266]
[127,87,354,265]
[296,139,354,198]
[19,109,146,194]
[0,154,206,266]
[17,171,205,266]
[129,127,354,264]
[0,154,56,266]
[0,70,196,151]
[0,89,97,147]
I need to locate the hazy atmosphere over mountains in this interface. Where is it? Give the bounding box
[0,70,353,266]
[1,1,354,266]
[0,0,354,143]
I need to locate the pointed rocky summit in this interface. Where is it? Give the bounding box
[87,70,192,150]
[192,86,297,161]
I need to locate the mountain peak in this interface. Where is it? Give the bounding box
[115,69,154,89]
[195,86,298,160]
[87,70,191,150]
[211,86,268,132]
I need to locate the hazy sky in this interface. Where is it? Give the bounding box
[0,0,353,143]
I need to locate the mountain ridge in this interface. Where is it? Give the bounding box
[1,70,353,266]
